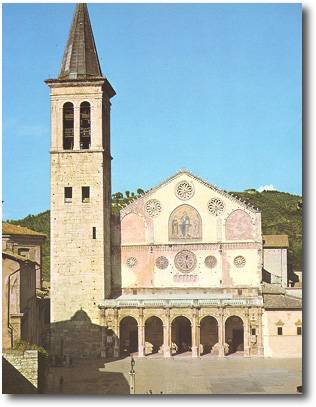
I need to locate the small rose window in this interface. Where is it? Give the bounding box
[127,257,137,268]
[234,256,246,268]
[205,255,217,268]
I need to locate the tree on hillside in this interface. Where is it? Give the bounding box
[7,190,302,281]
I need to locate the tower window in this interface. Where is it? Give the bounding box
[251,328,256,336]
[297,326,302,335]
[63,102,74,150]
[64,187,72,203]
[277,327,283,336]
[80,101,91,149]
[92,227,96,239]
[82,186,90,203]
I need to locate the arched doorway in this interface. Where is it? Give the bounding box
[119,316,138,355]
[200,316,218,355]
[225,316,244,354]
[171,316,192,355]
[145,316,163,355]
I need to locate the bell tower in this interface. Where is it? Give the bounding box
[46,3,115,327]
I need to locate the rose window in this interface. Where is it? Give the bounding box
[174,250,197,273]
[234,256,246,268]
[126,257,137,268]
[208,198,225,216]
[205,255,217,268]
[175,181,194,200]
[155,256,169,270]
[145,199,162,217]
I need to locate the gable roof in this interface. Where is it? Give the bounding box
[261,282,285,294]
[263,234,289,248]
[121,169,260,214]
[263,293,302,309]
[2,223,46,238]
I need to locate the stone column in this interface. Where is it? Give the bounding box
[163,308,171,357]
[218,308,225,357]
[51,100,58,150]
[91,98,102,149]
[101,325,107,358]
[243,308,250,357]
[113,309,120,357]
[105,99,111,153]
[257,308,264,356]
[138,309,145,357]
[73,101,80,150]
[56,104,63,150]
[191,309,200,357]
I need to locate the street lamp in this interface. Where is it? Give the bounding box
[129,355,136,394]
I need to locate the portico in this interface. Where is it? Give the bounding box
[99,294,264,358]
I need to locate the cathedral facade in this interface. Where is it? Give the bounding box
[47,4,302,360]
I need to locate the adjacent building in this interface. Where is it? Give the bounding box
[263,234,289,287]
[2,223,47,350]
[2,223,46,289]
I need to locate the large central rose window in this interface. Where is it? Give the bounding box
[174,250,197,273]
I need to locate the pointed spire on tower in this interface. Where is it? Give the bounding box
[59,3,103,80]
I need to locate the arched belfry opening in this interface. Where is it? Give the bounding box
[225,316,244,355]
[80,101,91,149]
[200,316,218,355]
[119,316,138,356]
[171,316,192,355]
[63,102,74,150]
[145,316,163,355]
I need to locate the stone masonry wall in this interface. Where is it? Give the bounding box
[50,84,112,325]
[2,350,47,394]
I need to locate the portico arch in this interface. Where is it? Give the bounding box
[225,316,244,355]
[200,316,218,355]
[144,316,163,355]
[171,316,192,355]
[119,316,138,355]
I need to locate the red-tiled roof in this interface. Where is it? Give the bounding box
[2,223,46,238]
[263,234,289,248]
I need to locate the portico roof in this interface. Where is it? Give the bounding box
[99,293,263,309]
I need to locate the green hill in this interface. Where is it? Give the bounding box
[5,190,302,281]
[232,190,302,272]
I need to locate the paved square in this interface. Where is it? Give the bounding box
[46,356,302,395]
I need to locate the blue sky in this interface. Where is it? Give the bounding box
[2,3,302,220]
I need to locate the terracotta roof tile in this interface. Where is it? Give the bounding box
[2,223,46,238]
[263,234,289,248]
[263,294,302,309]
[261,282,285,294]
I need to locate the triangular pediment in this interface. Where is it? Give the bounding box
[120,169,259,215]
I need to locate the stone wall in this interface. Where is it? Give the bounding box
[2,350,47,394]
[49,83,112,325]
